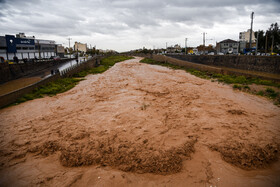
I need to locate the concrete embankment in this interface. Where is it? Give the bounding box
[134,54,280,82]
[167,54,280,74]
[0,59,74,84]
[0,57,101,108]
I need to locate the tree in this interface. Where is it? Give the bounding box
[256,22,280,53]
[255,30,265,52]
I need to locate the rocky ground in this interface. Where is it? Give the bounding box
[0,57,279,186]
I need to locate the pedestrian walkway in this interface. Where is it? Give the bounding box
[0,77,41,96]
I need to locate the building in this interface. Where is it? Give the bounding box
[239,29,256,43]
[167,44,182,53]
[239,29,257,53]
[56,45,65,58]
[74,42,87,53]
[216,39,239,54]
[0,33,62,61]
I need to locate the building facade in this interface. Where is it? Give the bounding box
[0,33,62,61]
[74,42,87,53]
[239,29,257,53]
[216,39,239,54]
[167,44,182,53]
[56,45,65,58]
[239,29,256,43]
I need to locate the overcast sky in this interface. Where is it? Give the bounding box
[0,0,279,52]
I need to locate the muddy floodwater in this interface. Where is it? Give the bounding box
[0,57,279,186]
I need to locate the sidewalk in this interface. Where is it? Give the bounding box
[0,77,42,96]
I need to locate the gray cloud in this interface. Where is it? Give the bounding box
[0,0,279,51]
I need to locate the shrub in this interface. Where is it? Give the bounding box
[233,84,242,90]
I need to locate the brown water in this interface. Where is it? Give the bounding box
[0,57,279,186]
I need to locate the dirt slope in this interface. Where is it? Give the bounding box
[0,57,279,187]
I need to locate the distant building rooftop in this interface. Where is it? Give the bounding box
[218,39,238,43]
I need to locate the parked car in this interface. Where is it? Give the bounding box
[217,52,224,55]
[53,56,61,60]
[208,52,215,55]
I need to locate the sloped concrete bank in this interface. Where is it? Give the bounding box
[0,59,75,84]
[167,54,280,74]
[0,57,101,108]
[134,54,280,82]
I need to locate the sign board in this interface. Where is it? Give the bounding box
[15,38,35,45]
[5,35,17,53]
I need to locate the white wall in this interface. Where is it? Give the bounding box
[8,53,14,60]
[29,53,34,59]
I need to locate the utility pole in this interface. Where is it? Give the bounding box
[255,30,259,55]
[265,33,268,53]
[202,32,206,55]
[67,37,72,57]
[67,37,72,49]
[249,12,254,49]
[185,38,188,55]
[271,35,274,53]
[165,42,167,63]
